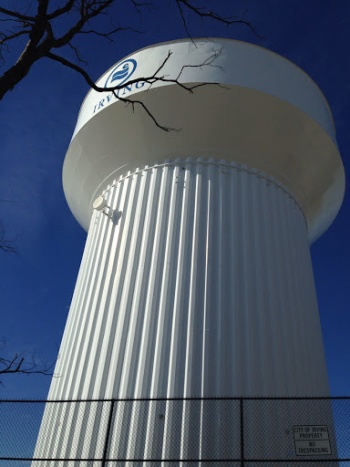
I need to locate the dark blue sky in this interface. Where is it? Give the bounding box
[0,0,349,399]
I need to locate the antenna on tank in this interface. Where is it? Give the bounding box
[92,195,107,211]
[92,195,115,219]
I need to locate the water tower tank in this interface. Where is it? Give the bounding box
[35,38,345,464]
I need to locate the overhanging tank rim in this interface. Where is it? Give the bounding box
[63,81,344,240]
[76,37,335,131]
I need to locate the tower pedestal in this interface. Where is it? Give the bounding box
[54,158,330,400]
[34,159,335,464]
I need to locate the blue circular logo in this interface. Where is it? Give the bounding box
[104,59,137,88]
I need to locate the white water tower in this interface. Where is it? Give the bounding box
[35,38,344,464]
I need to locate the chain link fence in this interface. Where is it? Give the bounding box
[0,397,349,466]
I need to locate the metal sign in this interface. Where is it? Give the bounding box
[293,425,332,456]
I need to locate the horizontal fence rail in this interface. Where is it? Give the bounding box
[0,397,350,466]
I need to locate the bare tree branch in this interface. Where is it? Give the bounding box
[0,0,255,102]
[0,29,31,61]
[0,7,34,22]
[0,30,31,47]
[48,49,218,95]
[175,0,260,37]
[47,0,76,20]
[46,50,183,130]
[51,1,115,50]
[67,42,87,64]
[0,340,54,384]
[77,25,143,42]
[46,47,223,131]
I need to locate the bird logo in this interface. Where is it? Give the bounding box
[104,59,137,89]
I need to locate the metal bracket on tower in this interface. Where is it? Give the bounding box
[93,195,122,224]
[93,196,114,218]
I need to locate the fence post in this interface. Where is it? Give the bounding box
[102,399,115,467]
[240,398,245,467]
